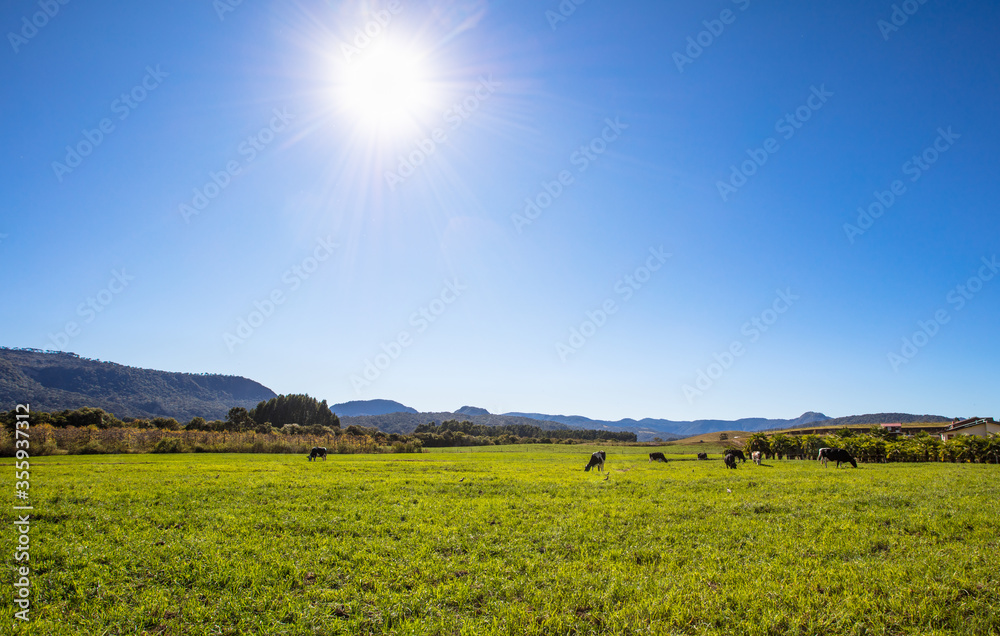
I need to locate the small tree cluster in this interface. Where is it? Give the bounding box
[249,394,340,429]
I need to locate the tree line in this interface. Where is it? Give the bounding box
[740,427,1000,464]
[413,419,637,447]
[0,425,422,456]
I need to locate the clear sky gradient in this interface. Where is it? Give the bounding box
[2,0,998,421]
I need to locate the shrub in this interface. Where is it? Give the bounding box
[152,438,183,454]
[79,440,107,454]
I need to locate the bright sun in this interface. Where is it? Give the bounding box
[339,41,437,135]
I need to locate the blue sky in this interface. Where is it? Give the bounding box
[2,0,998,422]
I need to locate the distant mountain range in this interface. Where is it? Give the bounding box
[1,348,957,438]
[336,405,953,440]
[336,402,833,440]
[798,413,953,428]
[0,347,275,421]
[503,410,832,441]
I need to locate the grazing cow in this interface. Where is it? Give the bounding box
[649,452,667,463]
[697,452,708,460]
[727,449,746,463]
[308,447,327,461]
[584,450,606,472]
[723,452,738,469]
[751,451,762,465]
[818,447,856,468]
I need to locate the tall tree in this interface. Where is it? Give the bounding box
[249,394,340,429]
[226,407,255,432]
[770,434,796,460]
[745,432,770,456]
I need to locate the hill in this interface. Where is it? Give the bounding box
[0,347,276,421]
[329,399,418,417]
[455,406,489,416]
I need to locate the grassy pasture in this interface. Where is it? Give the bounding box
[3,446,998,635]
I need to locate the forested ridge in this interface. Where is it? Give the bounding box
[0,347,276,420]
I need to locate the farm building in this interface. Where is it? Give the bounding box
[940,417,1000,442]
[880,423,903,434]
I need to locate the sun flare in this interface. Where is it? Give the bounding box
[338,41,437,135]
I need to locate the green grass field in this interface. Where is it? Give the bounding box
[4,446,998,635]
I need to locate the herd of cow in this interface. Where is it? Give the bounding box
[581,447,858,471]
[307,444,859,470]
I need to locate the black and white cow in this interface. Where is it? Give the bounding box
[727,449,746,463]
[308,447,327,461]
[584,450,606,472]
[818,447,856,468]
[649,452,668,463]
